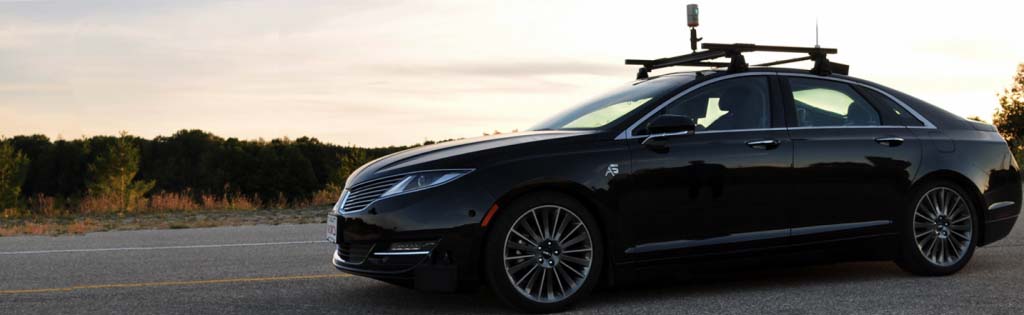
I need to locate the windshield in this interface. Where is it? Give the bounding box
[530,74,695,130]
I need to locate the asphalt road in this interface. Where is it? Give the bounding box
[2,216,1023,315]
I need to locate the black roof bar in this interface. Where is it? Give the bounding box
[755,56,812,67]
[625,42,845,79]
[701,43,837,54]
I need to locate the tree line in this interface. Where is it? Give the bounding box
[0,129,412,217]
[2,64,1023,217]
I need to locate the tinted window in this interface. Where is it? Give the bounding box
[531,74,695,130]
[858,87,925,126]
[638,76,770,134]
[788,78,880,127]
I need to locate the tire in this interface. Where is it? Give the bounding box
[484,192,604,313]
[895,180,979,276]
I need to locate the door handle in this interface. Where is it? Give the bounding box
[874,137,904,147]
[746,139,781,150]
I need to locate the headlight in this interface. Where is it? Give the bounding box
[380,169,472,198]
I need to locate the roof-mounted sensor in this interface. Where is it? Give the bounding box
[626,4,848,79]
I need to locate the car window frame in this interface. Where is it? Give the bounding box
[614,72,938,141]
[783,76,886,128]
[630,74,780,137]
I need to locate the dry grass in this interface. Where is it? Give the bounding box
[149,190,201,212]
[310,185,342,207]
[0,187,341,237]
[199,193,259,211]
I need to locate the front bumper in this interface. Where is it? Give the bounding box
[329,178,494,291]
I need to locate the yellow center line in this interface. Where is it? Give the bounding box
[0,273,352,295]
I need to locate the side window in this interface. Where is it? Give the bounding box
[788,78,881,127]
[858,87,926,126]
[637,76,770,135]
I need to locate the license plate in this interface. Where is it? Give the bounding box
[326,215,338,243]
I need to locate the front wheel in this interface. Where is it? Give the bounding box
[484,192,603,313]
[896,181,979,276]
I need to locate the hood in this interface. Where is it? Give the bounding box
[346,130,595,187]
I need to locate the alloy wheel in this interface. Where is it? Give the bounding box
[912,187,973,267]
[502,205,594,303]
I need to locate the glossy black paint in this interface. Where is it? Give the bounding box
[331,69,1022,291]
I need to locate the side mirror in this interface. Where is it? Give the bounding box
[645,114,696,135]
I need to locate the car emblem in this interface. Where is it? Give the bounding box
[605,164,619,177]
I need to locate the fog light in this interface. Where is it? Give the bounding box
[390,241,437,252]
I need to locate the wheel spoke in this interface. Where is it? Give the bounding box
[562,233,589,248]
[518,220,544,243]
[530,211,545,241]
[561,262,585,278]
[561,254,590,266]
[505,254,535,261]
[549,208,561,239]
[515,264,538,286]
[951,215,970,224]
[947,197,963,218]
[949,229,970,241]
[948,238,962,258]
[508,258,536,274]
[560,223,583,243]
[552,265,566,296]
[561,248,592,254]
[915,212,935,223]
[507,240,535,252]
[510,230,539,247]
[540,209,551,239]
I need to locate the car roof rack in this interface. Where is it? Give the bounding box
[625,42,849,80]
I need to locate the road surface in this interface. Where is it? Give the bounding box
[2,216,1023,314]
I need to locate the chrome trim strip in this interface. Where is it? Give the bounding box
[786,126,908,130]
[777,73,937,129]
[615,72,938,141]
[640,130,690,144]
[790,220,891,236]
[988,201,1016,211]
[374,251,430,256]
[626,228,789,254]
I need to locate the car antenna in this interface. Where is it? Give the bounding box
[815,18,820,48]
[625,4,849,79]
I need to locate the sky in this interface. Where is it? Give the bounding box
[1,0,1022,147]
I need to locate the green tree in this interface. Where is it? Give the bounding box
[86,132,155,212]
[0,140,31,210]
[994,64,1024,162]
[329,147,371,187]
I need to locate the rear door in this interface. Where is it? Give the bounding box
[781,75,922,242]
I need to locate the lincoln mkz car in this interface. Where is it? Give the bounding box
[326,45,1021,312]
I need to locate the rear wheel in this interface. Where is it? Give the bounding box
[484,192,603,313]
[896,181,978,276]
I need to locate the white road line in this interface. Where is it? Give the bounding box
[0,240,329,255]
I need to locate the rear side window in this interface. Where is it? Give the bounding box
[857,87,926,127]
[787,78,881,127]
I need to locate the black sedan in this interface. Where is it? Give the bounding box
[326,68,1021,312]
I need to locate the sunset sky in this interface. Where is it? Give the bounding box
[1,0,1022,146]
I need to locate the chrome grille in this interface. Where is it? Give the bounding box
[341,175,404,213]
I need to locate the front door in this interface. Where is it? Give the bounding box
[623,75,793,259]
